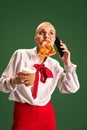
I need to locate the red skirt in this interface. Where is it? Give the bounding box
[12,101,56,130]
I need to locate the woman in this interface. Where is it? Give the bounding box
[0,22,80,130]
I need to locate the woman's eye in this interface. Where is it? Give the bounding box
[39,31,45,35]
[49,32,54,35]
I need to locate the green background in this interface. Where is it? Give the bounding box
[0,0,87,130]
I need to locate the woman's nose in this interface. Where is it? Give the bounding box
[44,32,49,37]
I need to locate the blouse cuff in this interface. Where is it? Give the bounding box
[4,78,17,92]
[64,63,77,73]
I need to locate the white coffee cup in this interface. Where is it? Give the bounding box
[22,66,36,87]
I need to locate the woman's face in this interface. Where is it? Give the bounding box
[34,23,56,51]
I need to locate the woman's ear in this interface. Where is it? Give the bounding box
[54,36,56,42]
[34,35,38,43]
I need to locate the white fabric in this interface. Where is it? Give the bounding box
[0,47,80,106]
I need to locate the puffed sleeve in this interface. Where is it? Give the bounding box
[0,50,21,93]
[57,63,80,93]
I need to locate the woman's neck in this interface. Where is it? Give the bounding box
[38,55,47,64]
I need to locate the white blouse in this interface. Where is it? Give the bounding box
[0,47,80,106]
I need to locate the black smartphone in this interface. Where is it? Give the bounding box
[55,37,64,57]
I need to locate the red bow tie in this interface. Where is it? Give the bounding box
[32,64,53,98]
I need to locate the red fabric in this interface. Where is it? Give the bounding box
[12,102,56,130]
[32,64,53,98]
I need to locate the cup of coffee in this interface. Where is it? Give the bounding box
[22,66,36,87]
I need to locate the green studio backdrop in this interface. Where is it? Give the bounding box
[0,0,87,130]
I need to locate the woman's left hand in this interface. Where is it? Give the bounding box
[59,41,72,66]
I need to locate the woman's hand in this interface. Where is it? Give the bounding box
[59,41,72,66]
[10,72,30,87]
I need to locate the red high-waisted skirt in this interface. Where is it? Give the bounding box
[12,102,56,130]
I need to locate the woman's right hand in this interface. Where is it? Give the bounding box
[10,72,30,87]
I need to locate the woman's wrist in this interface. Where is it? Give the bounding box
[10,77,16,87]
[64,60,72,66]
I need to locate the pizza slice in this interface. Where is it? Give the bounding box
[38,41,56,57]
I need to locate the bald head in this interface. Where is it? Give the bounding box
[36,22,56,34]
